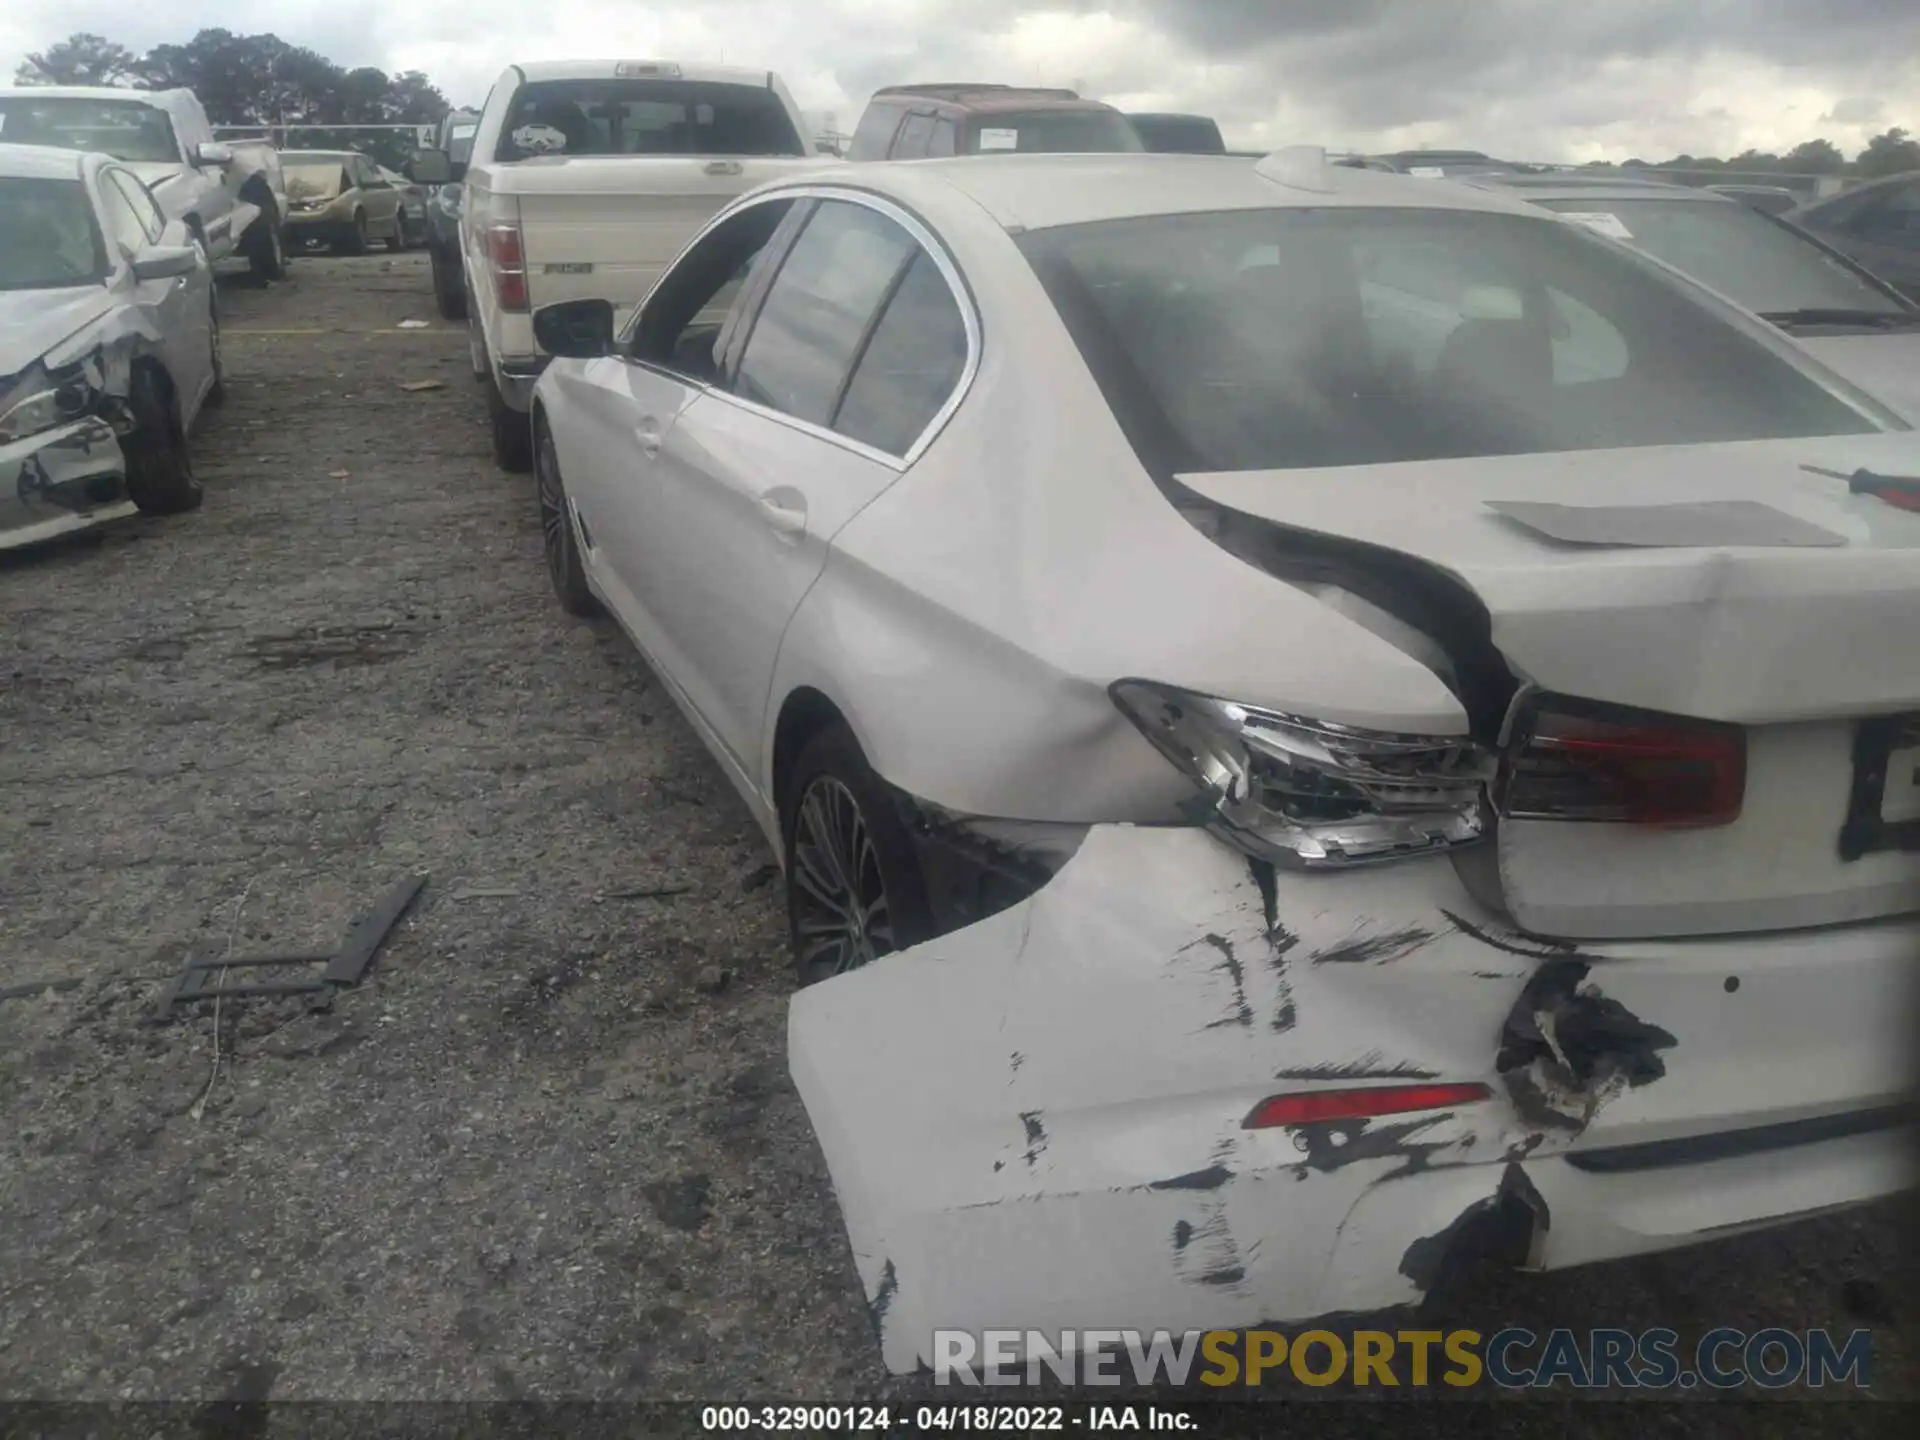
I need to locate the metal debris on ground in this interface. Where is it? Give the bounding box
[449,884,523,901]
[597,883,693,902]
[399,379,445,392]
[396,319,431,329]
[151,874,429,1021]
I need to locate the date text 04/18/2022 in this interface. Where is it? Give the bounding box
[699,1405,1197,1431]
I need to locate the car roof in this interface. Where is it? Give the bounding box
[509,60,774,87]
[0,85,179,104]
[876,83,1080,104]
[1457,172,1730,204]
[811,151,1549,232]
[0,141,89,180]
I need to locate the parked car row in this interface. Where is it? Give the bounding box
[382,56,1920,1378]
[2,142,219,552]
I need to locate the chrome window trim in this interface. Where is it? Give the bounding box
[616,182,983,470]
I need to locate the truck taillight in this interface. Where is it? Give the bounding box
[1497,697,1746,828]
[487,223,528,312]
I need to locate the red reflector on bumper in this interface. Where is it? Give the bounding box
[1242,1081,1492,1129]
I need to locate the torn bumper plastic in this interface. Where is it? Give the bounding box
[0,416,133,552]
[789,824,1919,1374]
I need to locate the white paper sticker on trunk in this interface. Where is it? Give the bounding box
[1558,211,1634,241]
[978,128,1020,151]
[1407,165,1446,178]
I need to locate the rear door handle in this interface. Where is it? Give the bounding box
[759,492,807,536]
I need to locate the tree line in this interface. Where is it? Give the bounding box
[1611,131,1920,179]
[14,30,449,130]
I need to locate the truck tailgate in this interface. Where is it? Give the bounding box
[499,155,835,318]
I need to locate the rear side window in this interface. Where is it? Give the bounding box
[734,201,917,425]
[893,112,936,159]
[848,103,904,161]
[498,79,805,161]
[833,252,969,454]
[1020,206,1885,474]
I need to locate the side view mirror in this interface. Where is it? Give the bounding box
[195,141,234,168]
[406,148,453,185]
[533,299,616,359]
[131,244,201,282]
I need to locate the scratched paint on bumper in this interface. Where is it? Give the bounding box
[789,824,1918,1373]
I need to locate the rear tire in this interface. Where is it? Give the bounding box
[244,200,287,281]
[385,214,405,252]
[534,415,600,617]
[124,368,203,516]
[488,377,533,473]
[432,247,466,320]
[780,723,934,986]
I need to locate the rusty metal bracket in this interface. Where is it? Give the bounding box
[151,874,428,1021]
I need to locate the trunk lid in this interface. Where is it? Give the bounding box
[490,154,834,322]
[1179,432,1920,940]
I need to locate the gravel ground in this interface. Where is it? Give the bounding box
[0,254,1911,1431]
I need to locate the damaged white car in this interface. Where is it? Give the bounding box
[1,143,219,551]
[526,150,1920,1373]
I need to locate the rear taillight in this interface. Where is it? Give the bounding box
[1498,697,1746,828]
[1110,680,1495,868]
[487,222,528,311]
[1243,1082,1492,1129]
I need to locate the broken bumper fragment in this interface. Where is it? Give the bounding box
[0,416,133,552]
[789,824,1918,1374]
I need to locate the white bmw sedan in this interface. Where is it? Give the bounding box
[528,151,1920,1374]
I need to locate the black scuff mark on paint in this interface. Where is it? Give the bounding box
[1171,1219,1195,1251]
[1181,932,1253,1029]
[1272,1057,1441,1082]
[1147,1164,1233,1192]
[1249,857,1279,934]
[1170,1206,1245,1292]
[1008,1051,1025,1076]
[1245,859,1301,1032]
[1019,1110,1047,1167]
[1272,997,1298,1033]
[1496,958,1678,1133]
[1505,1132,1545,1162]
[1475,971,1525,980]
[1197,1264,1245,1286]
[866,1259,899,1340]
[1440,909,1581,961]
[992,1159,1004,1173]
[1310,924,1441,966]
[1209,1135,1238,1169]
[1288,1113,1457,1180]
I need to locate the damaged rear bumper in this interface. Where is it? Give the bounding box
[0,417,134,552]
[788,825,1918,1374]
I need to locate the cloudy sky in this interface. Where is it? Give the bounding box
[5,0,1918,162]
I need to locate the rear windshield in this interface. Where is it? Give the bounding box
[0,177,107,290]
[965,110,1143,155]
[1129,117,1225,155]
[497,80,806,161]
[1017,206,1884,474]
[1530,196,1909,319]
[0,96,177,164]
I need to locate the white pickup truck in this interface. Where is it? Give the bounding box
[421,61,834,470]
[0,86,288,280]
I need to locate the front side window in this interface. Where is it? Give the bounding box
[0,96,179,164]
[893,112,936,159]
[629,199,797,383]
[499,80,806,161]
[107,171,165,244]
[732,201,918,426]
[96,178,151,260]
[965,109,1143,155]
[1020,206,1884,474]
[0,177,107,290]
[1531,197,1911,321]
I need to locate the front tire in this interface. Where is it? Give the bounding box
[124,368,203,516]
[534,416,600,617]
[780,723,934,986]
[384,214,406,252]
[336,211,369,256]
